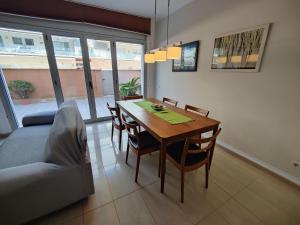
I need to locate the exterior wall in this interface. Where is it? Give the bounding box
[3,69,140,101]
[155,0,300,180]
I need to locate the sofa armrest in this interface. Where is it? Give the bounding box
[22,111,56,127]
[0,162,61,196]
[0,162,94,225]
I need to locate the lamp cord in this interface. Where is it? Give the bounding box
[167,0,170,46]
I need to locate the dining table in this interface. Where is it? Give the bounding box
[117,98,220,193]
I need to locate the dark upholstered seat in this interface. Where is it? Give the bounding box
[129,131,159,150]
[166,141,207,166]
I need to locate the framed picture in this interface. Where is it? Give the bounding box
[172,41,199,72]
[211,24,270,72]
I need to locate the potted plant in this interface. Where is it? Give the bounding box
[8,80,35,105]
[119,77,141,99]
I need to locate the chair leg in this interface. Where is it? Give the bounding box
[125,140,130,164]
[205,163,209,188]
[158,150,161,177]
[111,124,114,142]
[135,154,141,183]
[181,169,185,203]
[118,129,122,151]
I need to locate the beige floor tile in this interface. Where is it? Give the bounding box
[213,149,260,185]
[27,202,83,225]
[104,163,140,199]
[60,216,83,225]
[247,176,300,222]
[215,147,266,178]
[83,170,113,213]
[140,182,193,225]
[209,163,246,196]
[235,188,298,225]
[171,170,231,209]
[124,152,160,187]
[196,212,230,225]
[163,177,215,224]
[217,199,264,225]
[115,191,156,225]
[84,203,120,225]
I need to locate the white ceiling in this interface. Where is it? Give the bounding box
[67,0,195,19]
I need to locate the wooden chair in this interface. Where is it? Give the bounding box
[185,104,209,117]
[121,113,161,182]
[123,95,143,100]
[166,128,221,202]
[163,97,178,107]
[107,102,124,151]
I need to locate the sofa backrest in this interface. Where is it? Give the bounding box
[44,101,87,166]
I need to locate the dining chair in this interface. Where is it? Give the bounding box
[124,95,143,100]
[185,104,209,117]
[121,113,161,182]
[107,102,125,151]
[163,97,178,107]
[165,128,221,202]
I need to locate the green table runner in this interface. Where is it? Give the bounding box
[134,100,193,125]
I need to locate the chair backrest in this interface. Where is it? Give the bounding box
[185,104,209,117]
[107,102,121,125]
[124,95,143,100]
[181,128,221,165]
[163,97,178,107]
[121,113,140,144]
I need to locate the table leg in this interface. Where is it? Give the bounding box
[209,125,219,169]
[160,141,166,193]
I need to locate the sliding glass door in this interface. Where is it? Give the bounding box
[0,27,58,126]
[0,24,145,126]
[86,38,116,118]
[116,42,144,98]
[51,35,91,120]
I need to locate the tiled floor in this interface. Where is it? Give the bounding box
[28,121,300,225]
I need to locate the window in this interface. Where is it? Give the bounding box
[0,35,3,47]
[25,38,34,46]
[53,41,70,51]
[53,41,72,56]
[12,37,23,45]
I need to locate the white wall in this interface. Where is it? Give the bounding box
[155,0,300,181]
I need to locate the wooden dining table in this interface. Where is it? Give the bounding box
[117,98,220,193]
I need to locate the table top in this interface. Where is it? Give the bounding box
[117,98,220,142]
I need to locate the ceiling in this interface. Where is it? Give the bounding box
[66,0,195,19]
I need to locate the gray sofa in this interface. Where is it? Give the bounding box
[0,101,95,225]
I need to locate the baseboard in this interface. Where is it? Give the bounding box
[216,139,300,187]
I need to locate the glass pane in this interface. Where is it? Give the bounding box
[0,27,57,126]
[87,39,115,118]
[116,42,143,98]
[51,35,90,120]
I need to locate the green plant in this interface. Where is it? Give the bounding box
[8,80,35,99]
[119,77,140,97]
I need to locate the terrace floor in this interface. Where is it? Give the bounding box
[13,95,115,126]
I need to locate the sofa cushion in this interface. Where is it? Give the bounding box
[0,125,51,169]
[44,101,87,166]
[22,111,56,127]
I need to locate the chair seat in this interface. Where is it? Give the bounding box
[129,131,159,150]
[166,141,207,166]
